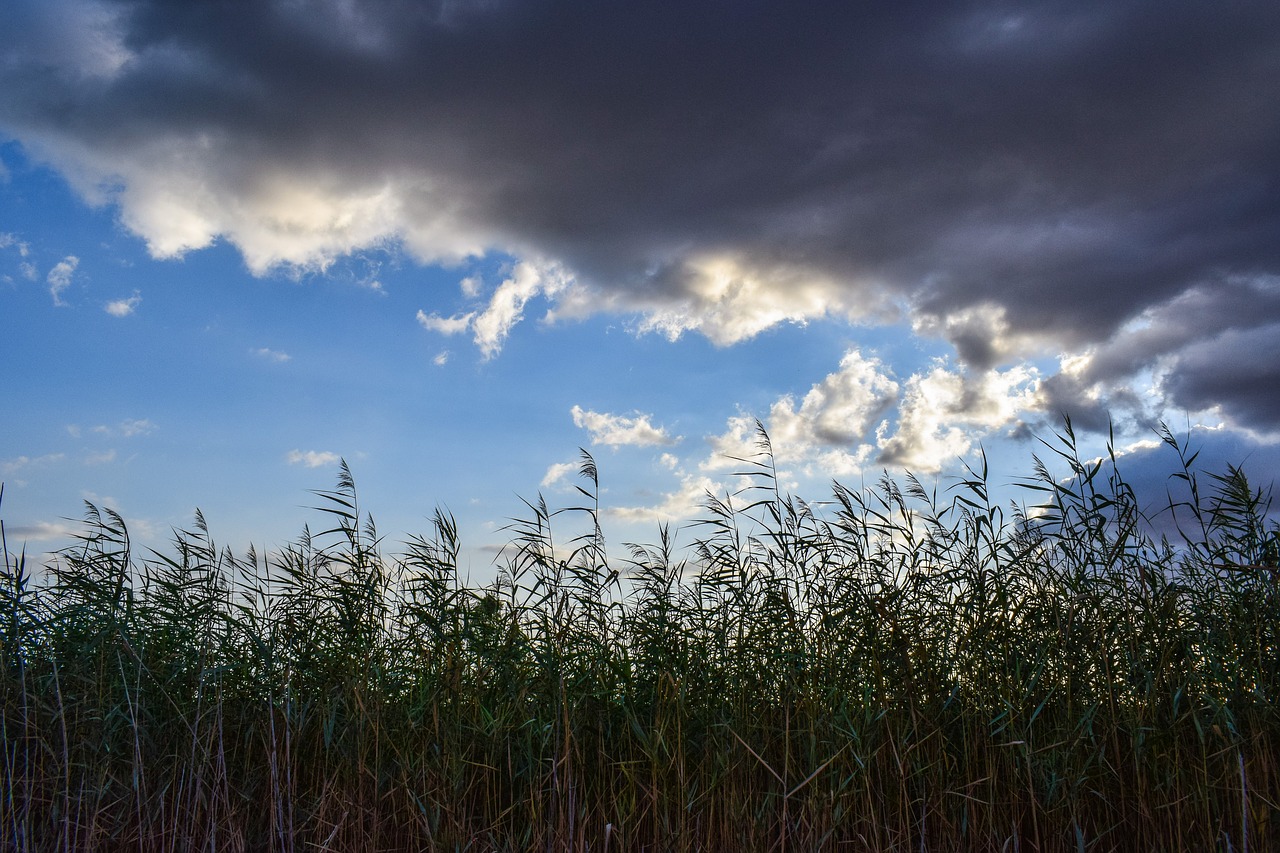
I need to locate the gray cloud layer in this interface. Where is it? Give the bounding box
[4,0,1279,428]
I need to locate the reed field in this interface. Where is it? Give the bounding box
[2,421,1278,852]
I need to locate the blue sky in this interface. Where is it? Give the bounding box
[3,1,1279,573]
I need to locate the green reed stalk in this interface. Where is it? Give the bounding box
[1,423,1277,851]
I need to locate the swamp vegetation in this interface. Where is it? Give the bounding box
[2,422,1278,851]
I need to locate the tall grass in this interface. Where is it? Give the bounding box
[2,422,1278,851]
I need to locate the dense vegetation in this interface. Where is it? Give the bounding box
[3,422,1278,851]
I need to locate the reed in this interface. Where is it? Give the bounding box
[2,422,1277,851]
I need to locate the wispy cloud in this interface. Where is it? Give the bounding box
[84,448,117,465]
[5,520,79,542]
[104,290,141,316]
[70,418,156,439]
[252,347,292,363]
[2,452,66,476]
[118,418,156,437]
[432,350,449,366]
[0,232,29,255]
[47,256,78,306]
[417,310,474,335]
[571,405,679,448]
[286,449,341,468]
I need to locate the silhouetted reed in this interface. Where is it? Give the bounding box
[2,421,1277,851]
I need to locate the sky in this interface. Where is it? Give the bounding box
[3,0,1279,575]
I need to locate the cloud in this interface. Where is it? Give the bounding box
[766,349,899,450]
[470,261,571,358]
[608,472,721,525]
[1031,275,1280,433]
[1,0,131,80]
[876,362,1042,472]
[252,346,292,363]
[702,350,1042,478]
[417,260,571,357]
[118,418,156,437]
[571,405,678,448]
[3,1,1279,428]
[912,303,1044,370]
[104,290,141,316]
[540,460,578,489]
[2,452,66,477]
[46,256,78,305]
[605,254,892,347]
[286,449,341,468]
[0,233,29,255]
[432,350,450,366]
[705,350,899,477]
[70,418,156,439]
[417,310,474,336]
[1162,324,1280,433]
[5,520,79,542]
[84,448,117,465]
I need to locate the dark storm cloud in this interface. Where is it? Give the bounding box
[3,0,1279,426]
[1165,326,1280,427]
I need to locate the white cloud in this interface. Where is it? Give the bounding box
[470,260,571,358]
[19,262,37,281]
[769,350,899,447]
[540,460,578,489]
[548,252,893,348]
[0,232,29,255]
[607,471,721,524]
[84,448,117,465]
[877,362,1041,472]
[59,146,489,275]
[287,449,341,468]
[104,290,141,316]
[417,310,474,335]
[432,350,450,366]
[118,418,156,437]
[351,258,386,293]
[705,350,898,477]
[699,350,1044,481]
[72,418,156,438]
[417,260,573,358]
[2,452,66,476]
[47,256,78,305]
[252,347,292,363]
[5,520,80,542]
[570,405,679,448]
